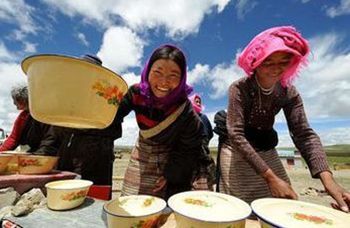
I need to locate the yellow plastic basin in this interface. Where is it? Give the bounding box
[21,54,128,129]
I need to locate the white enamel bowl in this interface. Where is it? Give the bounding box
[168,190,252,228]
[21,54,128,129]
[45,179,93,210]
[103,195,167,228]
[18,154,58,174]
[251,198,350,228]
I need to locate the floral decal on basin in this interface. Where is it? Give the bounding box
[92,80,124,106]
[131,216,160,228]
[61,190,87,201]
[289,212,333,225]
[19,159,41,167]
[184,198,212,207]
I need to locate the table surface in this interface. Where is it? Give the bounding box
[6,198,261,228]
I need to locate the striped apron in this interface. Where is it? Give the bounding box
[219,143,290,204]
[121,103,186,198]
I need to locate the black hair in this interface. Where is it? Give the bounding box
[146,45,186,77]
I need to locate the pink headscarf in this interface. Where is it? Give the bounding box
[238,26,310,87]
[189,93,203,114]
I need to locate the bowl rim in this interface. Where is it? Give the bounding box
[251,198,350,228]
[45,179,93,190]
[103,195,167,218]
[18,154,59,159]
[167,190,252,223]
[21,54,128,90]
[0,154,14,158]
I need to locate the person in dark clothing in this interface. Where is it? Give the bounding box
[54,54,122,186]
[0,85,57,155]
[189,93,216,191]
[212,109,228,192]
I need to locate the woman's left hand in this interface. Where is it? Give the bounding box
[320,171,350,213]
[153,176,167,193]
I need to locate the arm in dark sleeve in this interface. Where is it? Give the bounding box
[163,107,204,185]
[283,86,329,177]
[201,114,213,140]
[115,86,135,123]
[34,123,60,156]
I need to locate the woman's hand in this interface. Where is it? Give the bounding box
[320,171,350,213]
[153,176,167,193]
[263,169,298,199]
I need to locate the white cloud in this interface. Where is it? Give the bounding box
[76,33,89,46]
[0,0,38,40]
[235,0,258,19]
[188,52,245,99]
[115,113,139,146]
[97,26,145,73]
[0,61,27,132]
[326,0,350,18]
[122,72,141,87]
[296,32,350,119]
[0,42,16,62]
[112,0,230,38]
[42,0,231,38]
[23,42,37,53]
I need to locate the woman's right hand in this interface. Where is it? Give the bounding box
[263,169,298,199]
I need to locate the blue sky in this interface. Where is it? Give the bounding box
[0,0,349,147]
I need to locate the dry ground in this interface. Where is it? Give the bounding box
[112,152,350,208]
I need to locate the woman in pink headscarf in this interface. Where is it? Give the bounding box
[220,26,350,212]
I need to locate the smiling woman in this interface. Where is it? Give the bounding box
[220,25,350,214]
[115,44,207,200]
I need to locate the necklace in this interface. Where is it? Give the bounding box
[256,78,275,95]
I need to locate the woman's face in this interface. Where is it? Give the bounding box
[255,51,293,87]
[148,59,181,98]
[14,99,27,111]
[194,97,201,106]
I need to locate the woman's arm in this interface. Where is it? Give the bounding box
[283,86,329,177]
[283,87,350,212]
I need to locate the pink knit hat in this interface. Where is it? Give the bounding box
[238,26,310,87]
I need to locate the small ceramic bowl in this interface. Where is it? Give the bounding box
[251,198,350,228]
[0,154,14,173]
[168,190,252,228]
[104,195,167,228]
[18,155,58,174]
[45,179,93,210]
